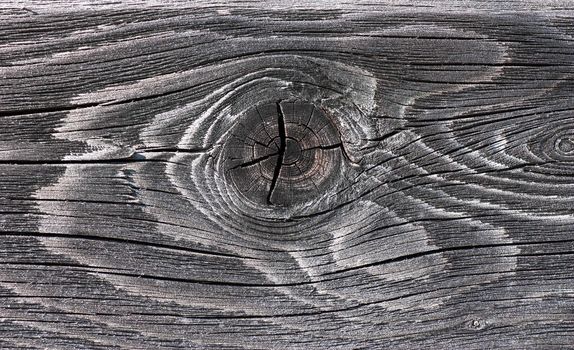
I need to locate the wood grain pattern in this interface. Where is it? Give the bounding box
[1,1,574,349]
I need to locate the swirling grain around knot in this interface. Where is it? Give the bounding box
[36,34,518,324]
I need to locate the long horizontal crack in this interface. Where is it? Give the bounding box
[0,147,212,165]
[7,239,571,289]
[0,231,257,260]
[0,102,101,117]
[0,77,219,117]
[135,147,212,154]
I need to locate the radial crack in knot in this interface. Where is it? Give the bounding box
[267,101,287,205]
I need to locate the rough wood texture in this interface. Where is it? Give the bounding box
[1,1,574,349]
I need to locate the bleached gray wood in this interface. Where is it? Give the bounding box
[1,1,574,349]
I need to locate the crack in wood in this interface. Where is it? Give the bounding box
[267,100,287,205]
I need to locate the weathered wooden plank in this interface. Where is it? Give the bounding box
[1,1,574,349]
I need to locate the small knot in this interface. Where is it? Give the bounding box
[556,135,574,155]
[467,318,487,331]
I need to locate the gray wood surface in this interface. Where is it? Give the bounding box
[1,1,574,349]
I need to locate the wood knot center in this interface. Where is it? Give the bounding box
[283,138,302,165]
[224,100,343,208]
[557,136,574,154]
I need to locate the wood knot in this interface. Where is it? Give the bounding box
[533,127,574,167]
[466,318,487,331]
[224,100,343,207]
[556,135,574,156]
